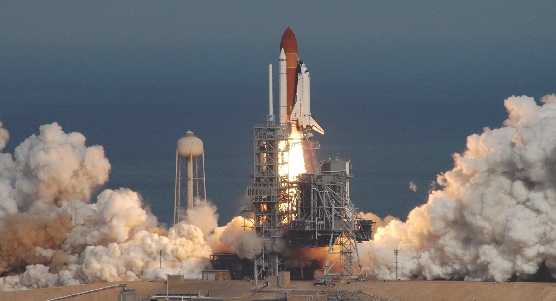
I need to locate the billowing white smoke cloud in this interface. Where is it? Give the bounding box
[409,181,417,192]
[180,200,264,259]
[0,120,214,291]
[0,114,9,152]
[207,216,263,260]
[77,221,211,284]
[6,93,556,289]
[360,94,556,281]
[0,122,111,216]
[182,200,219,238]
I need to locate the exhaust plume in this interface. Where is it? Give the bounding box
[0,119,212,291]
[206,216,263,259]
[0,212,71,275]
[0,122,111,216]
[0,115,9,152]
[360,94,556,282]
[182,200,219,238]
[4,93,556,289]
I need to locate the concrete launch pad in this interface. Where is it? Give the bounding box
[3,279,556,301]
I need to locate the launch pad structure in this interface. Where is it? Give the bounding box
[211,28,374,283]
[243,120,373,282]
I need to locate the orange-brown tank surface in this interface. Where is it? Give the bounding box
[280,27,298,120]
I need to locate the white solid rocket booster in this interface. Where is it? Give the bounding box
[279,49,287,126]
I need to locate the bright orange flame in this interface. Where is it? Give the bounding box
[279,128,306,180]
[278,128,306,224]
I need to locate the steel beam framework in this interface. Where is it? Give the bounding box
[245,124,289,279]
[244,125,374,282]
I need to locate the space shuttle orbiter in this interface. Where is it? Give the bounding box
[278,28,324,135]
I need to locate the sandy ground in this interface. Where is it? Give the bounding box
[2,279,556,301]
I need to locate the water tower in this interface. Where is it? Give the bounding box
[174,130,206,225]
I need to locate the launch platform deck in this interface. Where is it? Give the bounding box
[3,279,556,301]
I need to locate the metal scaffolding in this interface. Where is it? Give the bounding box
[239,124,374,283]
[209,29,376,284]
[289,155,373,282]
[245,123,289,279]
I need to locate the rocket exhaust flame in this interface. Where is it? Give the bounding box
[277,129,306,224]
[279,128,306,182]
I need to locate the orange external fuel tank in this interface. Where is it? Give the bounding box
[280,27,298,121]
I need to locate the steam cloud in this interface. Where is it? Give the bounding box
[359,94,556,281]
[0,116,267,291]
[409,181,417,192]
[0,121,207,290]
[2,93,556,289]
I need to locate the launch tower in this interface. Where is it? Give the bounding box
[241,28,374,283]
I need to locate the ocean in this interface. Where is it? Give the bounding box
[0,83,526,226]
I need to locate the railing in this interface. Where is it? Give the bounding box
[251,282,268,291]
[45,283,126,301]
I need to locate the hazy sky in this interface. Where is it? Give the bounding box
[2,1,556,223]
[2,1,555,93]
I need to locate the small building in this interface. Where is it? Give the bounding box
[202,270,232,281]
[167,274,184,287]
[267,271,290,287]
[279,271,290,287]
[210,253,254,280]
[119,289,138,301]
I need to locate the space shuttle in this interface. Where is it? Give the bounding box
[279,28,324,135]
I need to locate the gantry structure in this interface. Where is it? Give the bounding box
[242,120,373,282]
